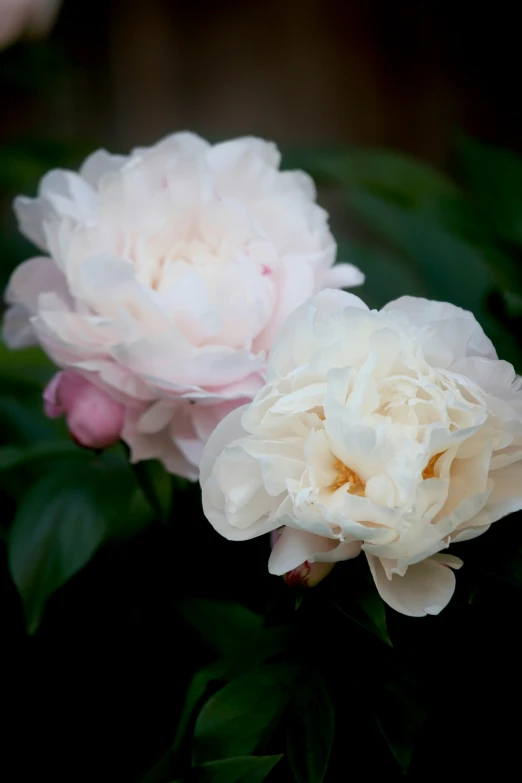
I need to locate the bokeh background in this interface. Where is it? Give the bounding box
[2,2,522,782]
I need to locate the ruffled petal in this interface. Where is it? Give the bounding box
[366,553,461,617]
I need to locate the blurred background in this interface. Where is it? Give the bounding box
[4,0,522,157]
[2,2,522,782]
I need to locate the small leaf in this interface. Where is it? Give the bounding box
[193,755,283,783]
[131,459,173,521]
[459,135,522,245]
[0,342,55,387]
[286,673,334,783]
[177,599,263,657]
[175,627,290,754]
[347,187,494,314]
[373,677,426,774]
[337,239,431,310]
[333,573,392,647]
[142,629,290,782]
[8,455,148,632]
[0,441,79,473]
[0,396,67,444]
[315,148,457,206]
[193,664,297,764]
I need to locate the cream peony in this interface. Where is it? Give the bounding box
[0,0,61,50]
[201,290,522,616]
[3,134,362,478]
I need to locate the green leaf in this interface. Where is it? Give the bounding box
[314,148,457,206]
[177,627,290,753]
[177,599,263,657]
[0,342,55,387]
[348,187,493,314]
[173,661,231,759]
[142,628,291,782]
[337,239,431,310]
[7,455,147,632]
[0,396,67,444]
[459,135,522,245]
[0,441,79,473]
[193,664,297,764]
[333,572,392,647]
[131,459,173,522]
[286,673,334,783]
[193,755,283,783]
[373,677,426,774]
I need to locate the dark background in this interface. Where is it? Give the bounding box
[2,2,522,781]
[3,0,522,161]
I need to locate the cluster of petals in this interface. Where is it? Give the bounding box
[3,133,362,477]
[201,290,522,615]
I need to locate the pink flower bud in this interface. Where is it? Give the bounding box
[44,370,125,449]
[270,528,335,588]
[283,559,335,588]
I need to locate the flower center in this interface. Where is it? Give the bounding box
[422,452,444,480]
[330,458,366,495]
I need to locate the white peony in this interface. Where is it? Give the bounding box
[0,0,61,50]
[3,134,363,478]
[201,290,522,616]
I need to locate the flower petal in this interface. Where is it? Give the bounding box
[366,553,460,617]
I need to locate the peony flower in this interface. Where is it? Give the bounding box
[44,370,125,449]
[2,133,363,479]
[201,290,522,616]
[0,0,62,50]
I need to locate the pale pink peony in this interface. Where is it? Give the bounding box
[0,0,62,50]
[3,134,363,478]
[44,370,124,449]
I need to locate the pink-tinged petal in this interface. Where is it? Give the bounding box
[320,263,365,290]
[207,137,280,173]
[191,399,250,445]
[2,304,37,348]
[134,131,210,163]
[44,370,124,449]
[4,256,71,312]
[0,2,29,49]
[72,359,155,403]
[14,170,96,250]
[253,257,316,352]
[79,150,126,188]
[366,553,460,617]
[43,371,65,418]
[0,1,61,52]
[3,256,72,349]
[284,560,335,588]
[122,403,199,480]
[121,337,264,393]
